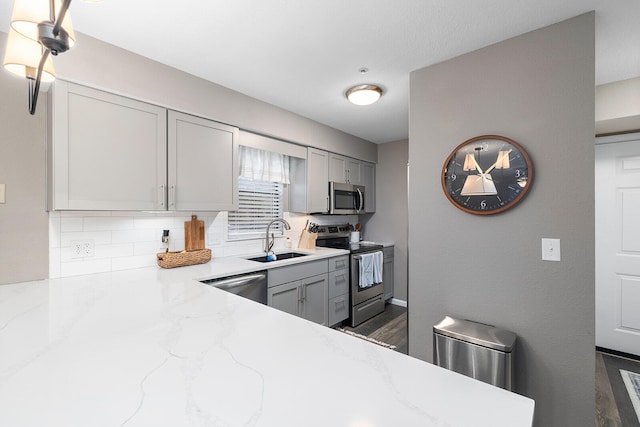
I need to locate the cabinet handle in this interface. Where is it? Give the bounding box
[326,196,330,213]
[169,185,175,208]
[160,184,166,208]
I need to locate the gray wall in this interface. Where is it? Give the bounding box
[0,35,49,284]
[362,139,408,302]
[54,33,377,163]
[408,13,595,427]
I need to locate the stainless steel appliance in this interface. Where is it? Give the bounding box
[201,271,268,304]
[329,182,365,215]
[433,316,516,390]
[315,224,384,326]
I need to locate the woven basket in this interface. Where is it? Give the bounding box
[157,249,212,269]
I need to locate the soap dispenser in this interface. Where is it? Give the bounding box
[161,230,170,253]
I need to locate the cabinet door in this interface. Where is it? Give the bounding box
[383,257,394,301]
[347,158,363,185]
[362,162,376,212]
[302,274,328,325]
[50,81,167,210]
[307,148,330,213]
[168,111,238,211]
[268,281,301,317]
[328,153,348,183]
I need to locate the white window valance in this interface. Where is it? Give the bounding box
[239,145,290,184]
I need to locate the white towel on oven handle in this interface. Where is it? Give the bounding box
[358,252,375,288]
[373,251,383,284]
[359,251,383,288]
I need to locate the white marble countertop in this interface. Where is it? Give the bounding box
[0,250,534,427]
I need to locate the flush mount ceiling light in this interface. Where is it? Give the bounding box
[345,84,383,106]
[3,0,98,115]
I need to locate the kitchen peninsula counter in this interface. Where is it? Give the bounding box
[0,251,534,426]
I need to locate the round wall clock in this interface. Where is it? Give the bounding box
[441,135,533,215]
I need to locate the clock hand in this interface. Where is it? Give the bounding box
[470,153,484,175]
[484,149,512,176]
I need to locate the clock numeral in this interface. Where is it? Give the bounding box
[450,174,457,181]
[480,200,487,209]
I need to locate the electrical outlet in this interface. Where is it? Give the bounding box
[71,239,95,259]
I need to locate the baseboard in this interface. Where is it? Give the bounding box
[389,298,407,308]
[597,346,640,362]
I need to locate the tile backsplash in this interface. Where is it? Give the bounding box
[49,211,358,278]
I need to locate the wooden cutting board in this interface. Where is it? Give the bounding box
[184,215,205,251]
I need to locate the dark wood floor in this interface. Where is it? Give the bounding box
[343,306,640,426]
[342,303,408,354]
[596,350,640,427]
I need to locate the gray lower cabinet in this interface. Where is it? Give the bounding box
[383,246,394,301]
[268,259,329,325]
[328,255,350,326]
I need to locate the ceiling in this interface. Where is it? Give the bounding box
[1,1,638,144]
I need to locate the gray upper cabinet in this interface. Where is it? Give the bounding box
[307,148,330,213]
[362,161,376,213]
[328,153,365,185]
[48,81,238,211]
[328,153,348,183]
[168,111,238,211]
[290,147,329,214]
[347,158,363,185]
[49,81,167,210]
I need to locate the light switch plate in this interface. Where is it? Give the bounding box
[541,238,561,261]
[0,184,5,204]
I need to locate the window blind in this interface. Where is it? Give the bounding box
[228,176,284,239]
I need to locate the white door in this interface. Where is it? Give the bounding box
[595,132,640,356]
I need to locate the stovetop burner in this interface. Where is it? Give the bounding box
[349,241,384,254]
[314,224,382,253]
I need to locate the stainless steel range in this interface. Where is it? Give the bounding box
[315,224,385,327]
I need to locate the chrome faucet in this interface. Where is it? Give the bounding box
[265,218,291,253]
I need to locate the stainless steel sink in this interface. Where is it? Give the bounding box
[247,252,308,263]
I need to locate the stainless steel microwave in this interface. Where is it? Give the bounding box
[329,182,365,214]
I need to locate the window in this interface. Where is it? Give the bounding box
[228,146,289,240]
[228,177,284,239]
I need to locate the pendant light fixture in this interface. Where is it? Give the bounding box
[2,0,95,115]
[345,84,383,106]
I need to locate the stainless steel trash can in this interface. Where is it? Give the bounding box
[433,316,516,390]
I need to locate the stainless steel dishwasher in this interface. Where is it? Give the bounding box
[200,271,268,304]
